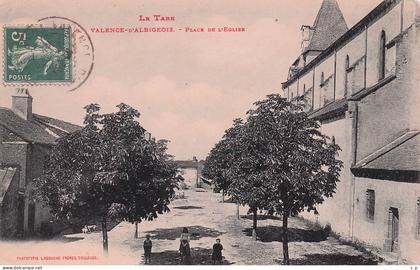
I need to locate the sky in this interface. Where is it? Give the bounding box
[0,0,382,160]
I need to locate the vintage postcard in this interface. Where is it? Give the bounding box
[0,0,419,267]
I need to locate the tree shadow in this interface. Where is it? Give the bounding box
[146,226,223,240]
[8,235,85,243]
[56,217,121,236]
[53,236,85,243]
[241,214,281,221]
[287,253,378,265]
[243,225,328,242]
[174,206,203,210]
[148,247,232,265]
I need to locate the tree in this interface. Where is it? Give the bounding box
[225,121,274,236]
[34,103,181,254]
[241,94,343,264]
[205,94,342,263]
[202,119,243,202]
[203,119,272,234]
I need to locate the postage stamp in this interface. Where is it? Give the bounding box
[3,26,72,83]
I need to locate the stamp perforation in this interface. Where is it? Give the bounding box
[2,24,74,86]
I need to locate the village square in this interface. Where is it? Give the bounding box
[0,0,419,266]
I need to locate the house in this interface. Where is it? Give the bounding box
[0,89,81,238]
[282,0,420,263]
[174,159,205,187]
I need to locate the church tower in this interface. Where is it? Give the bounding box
[303,0,348,53]
[289,0,348,78]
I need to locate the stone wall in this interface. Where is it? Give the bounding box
[300,116,353,236]
[0,126,52,236]
[0,167,20,238]
[353,178,420,263]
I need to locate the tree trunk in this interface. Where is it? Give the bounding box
[134,221,139,238]
[102,216,108,255]
[252,208,258,230]
[282,212,290,265]
[222,190,225,203]
[252,208,258,240]
[236,203,240,220]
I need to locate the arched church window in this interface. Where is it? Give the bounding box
[379,30,386,80]
[344,55,350,96]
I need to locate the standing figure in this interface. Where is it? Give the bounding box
[212,238,223,265]
[179,227,191,263]
[143,234,152,264]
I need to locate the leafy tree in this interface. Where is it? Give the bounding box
[225,121,274,235]
[203,119,272,233]
[34,103,181,254]
[205,94,342,263]
[241,94,343,264]
[202,119,243,202]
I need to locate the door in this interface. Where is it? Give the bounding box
[28,202,35,235]
[388,207,399,252]
[17,196,25,236]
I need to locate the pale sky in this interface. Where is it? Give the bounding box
[0,0,382,160]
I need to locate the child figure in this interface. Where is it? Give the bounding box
[212,238,223,265]
[179,227,191,263]
[143,234,152,264]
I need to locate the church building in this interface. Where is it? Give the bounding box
[282,0,420,263]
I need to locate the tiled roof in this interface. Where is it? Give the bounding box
[175,160,204,168]
[33,114,81,134]
[0,108,81,144]
[349,75,396,101]
[353,131,420,171]
[305,0,348,52]
[0,166,17,204]
[309,97,348,121]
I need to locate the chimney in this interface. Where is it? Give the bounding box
[12,88,33,121]
[300,25,313,52]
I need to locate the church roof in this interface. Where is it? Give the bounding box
[353,131,420,172]
[283,0,399,89]
[305,0,348,52]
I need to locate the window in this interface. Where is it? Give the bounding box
[345,55,350,71]
[291,92,294,101]
[320,72,325,86]
[344,55,350,97]
[366,189,375,220]
[331,136,336,145]
[379,30,386,80]
[417,198,420,237]
[303,84,306,93]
